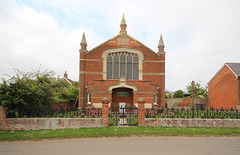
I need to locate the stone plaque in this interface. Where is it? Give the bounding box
[116,92,129,97]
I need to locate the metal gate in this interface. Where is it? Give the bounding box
[108,106,138,126]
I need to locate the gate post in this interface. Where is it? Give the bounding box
[0,106,6,130]
[137,98,145,126]
[102,98,109,127]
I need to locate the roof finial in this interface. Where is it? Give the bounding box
[81,32,87,45]
[158,34,165,54]
[121,14,127,26]
[120,14,127,34]
[80,32,87,51]
[158,34,164,48]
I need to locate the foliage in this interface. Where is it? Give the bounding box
[173,90,184,98]
[186,81,208,98]
[165,94,172,98]
[126,117,138,125]
[52,111,79,118]
[51,78,69,95]
[0,68,54,118]
[108,118,120,126]
[165,103,168,109]
[51,79,79,103]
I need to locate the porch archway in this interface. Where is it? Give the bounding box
[112,87,134,107]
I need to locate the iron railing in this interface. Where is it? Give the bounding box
[52,107,102,118]
[11,107,102,118]
[145,107,240,119]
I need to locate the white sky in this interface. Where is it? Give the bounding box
[0,0,240,91]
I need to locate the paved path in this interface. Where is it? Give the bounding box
[0,137,240,155]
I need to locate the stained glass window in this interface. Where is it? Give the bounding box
[107,55,112,79]
[127,62,132,79]
[120,52,125,62]
[120,53,126,78]
[120,62,125,78]
[127,53,132,62]
[106,52,139,80]
[133,55,138,62]
[113,53,119,79]
[133,55,139,79]
[133,63,138,79]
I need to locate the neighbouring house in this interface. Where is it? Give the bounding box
[50,71,74,85]
[208,63,240,110]
[63,71,74,85]
[78,15,166,109]
[52,72,77,112]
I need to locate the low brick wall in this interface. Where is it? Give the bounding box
[166,98,209,110]
[141,118,240,127]
[1,118,104,130]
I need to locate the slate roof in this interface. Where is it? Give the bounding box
[226,63,240,77]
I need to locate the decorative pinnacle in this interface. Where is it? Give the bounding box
[80,32,87,45]
[120,14,127,26]
[158,34,165,47]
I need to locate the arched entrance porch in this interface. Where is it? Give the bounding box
[107,77,138,109]
[112,87,134,109]
[109,87,138,126]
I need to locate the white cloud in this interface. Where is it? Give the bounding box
[0,0,240,92]
[0,0,105,81]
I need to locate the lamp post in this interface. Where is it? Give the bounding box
[191,81,194,118]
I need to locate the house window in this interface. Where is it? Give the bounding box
[107,52,139,80]
[154,94,157,105]
[88,93,91,104]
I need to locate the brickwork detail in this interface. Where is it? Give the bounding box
[87,79,158,106]
[1,118,104,131]
[142,118,240,128]
[102,98,109,126]
[209,65,240,110]
[137,98,145,125]
[79,17,165,108]
[0,106,6,120]
[0,106,6,130]
[2,105,240,130]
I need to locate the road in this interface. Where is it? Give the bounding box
[0,137,240,155]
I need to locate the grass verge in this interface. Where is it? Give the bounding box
[1,127,240,141]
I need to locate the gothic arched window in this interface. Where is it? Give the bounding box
[107,52,139,80]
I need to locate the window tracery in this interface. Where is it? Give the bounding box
[107,52,139,80]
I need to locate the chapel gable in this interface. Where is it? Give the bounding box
[78,15,166,108]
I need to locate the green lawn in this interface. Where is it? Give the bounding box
[1,127,240,141]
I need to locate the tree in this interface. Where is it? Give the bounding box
[173,90,184,98]
[51,79,79,103]
[186,81,208,98]
[165,94,172,98]
[0,68,54,117]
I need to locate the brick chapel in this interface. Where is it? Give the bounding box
[78,15,166,109]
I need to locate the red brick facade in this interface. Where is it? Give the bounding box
[208,64,240,110]
[79,16,165,109]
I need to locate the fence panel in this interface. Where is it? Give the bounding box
[144,107,240,119]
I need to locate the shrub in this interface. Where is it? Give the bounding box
[0,68,54,117]
[173,90,184,98]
